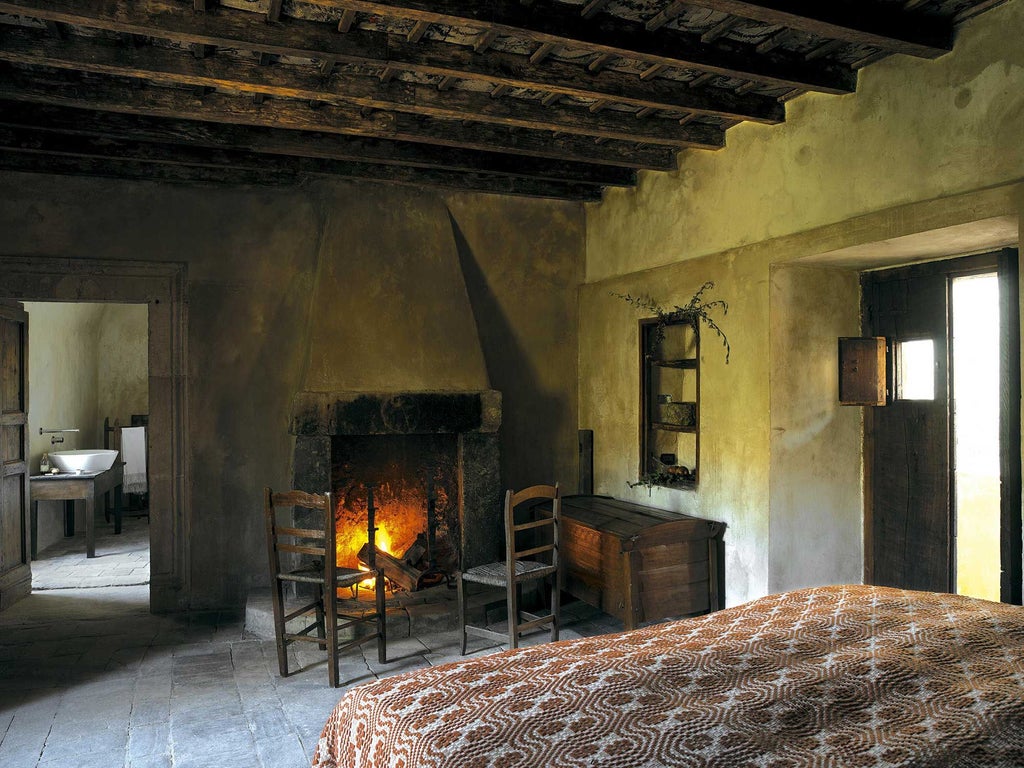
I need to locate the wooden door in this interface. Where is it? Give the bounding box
[0,301,30,609]
[864,265,951,592]
[864,250,1021,600]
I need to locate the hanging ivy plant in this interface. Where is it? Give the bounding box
[613,281,731,363]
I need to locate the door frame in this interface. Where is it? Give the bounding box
[862,248,1021,603]
[0,301,30,608]
[0,256,190,612]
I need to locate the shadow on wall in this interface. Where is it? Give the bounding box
[446,210,565,490]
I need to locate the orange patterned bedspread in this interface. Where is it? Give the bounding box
[312,585,1024,767]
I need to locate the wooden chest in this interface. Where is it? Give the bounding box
[556,496,725,629]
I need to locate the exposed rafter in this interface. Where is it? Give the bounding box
[326,0,857,93]
[0,0,999,198]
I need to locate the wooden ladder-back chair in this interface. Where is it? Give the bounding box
[264,487,387,688]
[457,483,561,653]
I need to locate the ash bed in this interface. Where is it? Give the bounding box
[312,585,1024,767]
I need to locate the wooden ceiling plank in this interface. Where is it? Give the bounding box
[0,0,785,122]
[645,1,686,33]
[337,8,358,32]
[678,0,952,58]
[701,16,738,43]
[0,126,604,200]
[580,0,612,19]
[266,0,283,23]
[639,63,665,81]
[528,41,557,65]
[0,28,723,146]
[755,28,790,54]
[0,67,680,169]
[320,0,857,92]
[473,28,499,53]
[0,100,636,186]
[804,38,844,61]
[587,52,614,73]
[407,19,430,42]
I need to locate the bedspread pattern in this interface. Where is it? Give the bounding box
[313,585,1024,767]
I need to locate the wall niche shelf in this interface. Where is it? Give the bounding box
[639,318,699,490]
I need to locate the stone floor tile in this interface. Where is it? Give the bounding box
[254,733,309,768]
[128,752,172,768]
[127,721,169,760]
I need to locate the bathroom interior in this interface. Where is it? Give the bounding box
[25,301,150,589]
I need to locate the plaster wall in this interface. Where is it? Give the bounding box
[0,176,584,609]
[24,301,103,552]
[768,266,863,593]
[580,0,1022,605]
[95,303,149,427]
[586,0,1024,283]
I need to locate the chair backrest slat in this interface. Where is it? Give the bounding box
[277,543,327,556]
[515,543,554,560]
[504,483,560,570]
[275,526,326,539]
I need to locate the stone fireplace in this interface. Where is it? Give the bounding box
[290,390,502,583]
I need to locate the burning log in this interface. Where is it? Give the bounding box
[358,543,421,593]
[401,534,427,568]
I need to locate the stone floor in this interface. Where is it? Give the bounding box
[32,516,150,590]
[0,527,624,768]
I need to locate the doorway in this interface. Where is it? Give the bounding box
[863,249,1022,604]
[24,301,150,591]
[0,256,189,612]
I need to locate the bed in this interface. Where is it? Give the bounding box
[312,584,1024,767]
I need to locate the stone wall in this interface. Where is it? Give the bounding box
[0,177,584,610]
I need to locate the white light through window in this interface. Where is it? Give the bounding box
[896,339,935,400]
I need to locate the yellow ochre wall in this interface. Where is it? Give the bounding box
[580,0,1023,605]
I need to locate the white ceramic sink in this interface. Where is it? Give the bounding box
[50,449,119,474]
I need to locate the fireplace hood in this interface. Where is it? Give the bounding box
[298,195,490,395]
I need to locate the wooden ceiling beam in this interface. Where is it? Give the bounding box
[0,67,678,169]
[0,100,637,186]
[0,28,740,146]
[323,0,857,93]
[0,125,603,200]
[0,150,303,186]
[0,0,785,122]
[679,0,953,58]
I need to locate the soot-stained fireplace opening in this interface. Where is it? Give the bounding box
[332,434,458,589]
[290,390,502,597]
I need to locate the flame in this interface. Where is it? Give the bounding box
[376,528,393,556]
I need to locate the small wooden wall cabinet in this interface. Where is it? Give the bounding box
[555,496,725,630]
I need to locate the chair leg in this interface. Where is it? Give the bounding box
[269,578,289,678]
[507,582,519,650]
[457,573,468,655]
[376,571,387,665]
[550,575,560,643]
[326,585,339,688]
[315,583,327,650]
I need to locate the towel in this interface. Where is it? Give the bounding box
[121,426,147,494]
